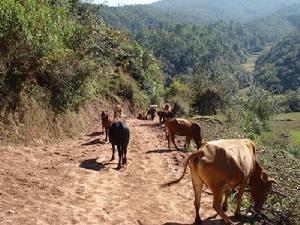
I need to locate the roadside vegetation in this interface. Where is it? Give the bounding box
[0,0,163,143]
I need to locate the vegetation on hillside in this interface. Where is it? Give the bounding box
[246,4,300,44]
[254,31,300,93]
[150,0,300,23]
[0,0,163,143]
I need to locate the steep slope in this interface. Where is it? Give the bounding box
[0,0,163,144]
[254,31,300,93]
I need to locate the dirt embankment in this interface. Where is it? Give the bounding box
[0,117,235,225]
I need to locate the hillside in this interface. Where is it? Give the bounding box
[98,3,265,91]
[0,0,163,144]
[150,0,300,23]
[254,31,300,93]
[246,4,300,43]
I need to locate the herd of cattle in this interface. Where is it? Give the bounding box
[100,104,277,225]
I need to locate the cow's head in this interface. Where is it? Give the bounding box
[249,161,276,211]
[165,111,175,120]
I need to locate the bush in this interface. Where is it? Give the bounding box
[246,87,277,123]
[192,88,222,115]
[287,89,300,112]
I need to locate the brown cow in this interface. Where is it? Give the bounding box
[114,105,122,118]
[165,118,202,150]
[162,139,276,225]
[101,111,114,141]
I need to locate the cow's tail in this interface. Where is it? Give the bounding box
[161,150,205,187]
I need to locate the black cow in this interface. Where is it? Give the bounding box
[109,121,130,169]
[146,107,157,120]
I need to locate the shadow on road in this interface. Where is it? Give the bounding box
[79,159,121,171]
[81,138,106,146]
[79,158,106,171]
[163,214,258,225]
[145,148,185,154]
[86,131,103,137]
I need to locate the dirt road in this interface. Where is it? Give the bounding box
[0,118,230,225]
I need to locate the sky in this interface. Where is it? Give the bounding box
[91,0,160,7]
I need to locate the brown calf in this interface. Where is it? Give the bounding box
[114,105,122,118]
[165,118,202,150]
[101,111,114,141]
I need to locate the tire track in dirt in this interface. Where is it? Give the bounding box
[0,118,228,225]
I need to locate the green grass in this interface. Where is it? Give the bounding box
[271,112,300,147]
[291,130,300,146]
[242,53,260,73]
[273,112,300,122]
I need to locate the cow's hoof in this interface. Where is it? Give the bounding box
[122,158,127,165]
[194,217,202,224]
[116,165,122,170]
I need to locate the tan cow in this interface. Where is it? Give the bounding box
[114,105,122,118]
[162,139,276,225]
[165,118,202,150]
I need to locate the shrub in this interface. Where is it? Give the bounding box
[192,88,222,115]
[287,89,300,112]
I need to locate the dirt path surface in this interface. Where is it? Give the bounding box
[0,118,231,225]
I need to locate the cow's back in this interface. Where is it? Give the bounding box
[109,122,130,145]
[167,118,193,135]
[193,139,256,187]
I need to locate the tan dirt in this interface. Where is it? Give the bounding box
[0,118,235,225]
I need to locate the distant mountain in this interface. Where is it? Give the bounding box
[254,31,300,93]
[150,0,300,23]
[99,5,211,31]
[246,4,300,43]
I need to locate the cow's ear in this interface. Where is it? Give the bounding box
[261,171,269,182]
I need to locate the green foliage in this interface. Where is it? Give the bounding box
[246,4,300,44]
[192,89,222,115]
[151,0,300,23]
[246,88,278,122]
[225,88,279,134]
[164,80,192,116]
[0,0,164,114]
[287,89,300,112]
[99,5,260,87]
[254,32,300,93]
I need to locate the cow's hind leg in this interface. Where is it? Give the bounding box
[122,144,127,165]
[191,169,203,224]
[165,130,171,149]
[184,137,191,149]
[105,128,108,142]
[116,145,122,169]
[212,186,234,225]
[110,144,115,161]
